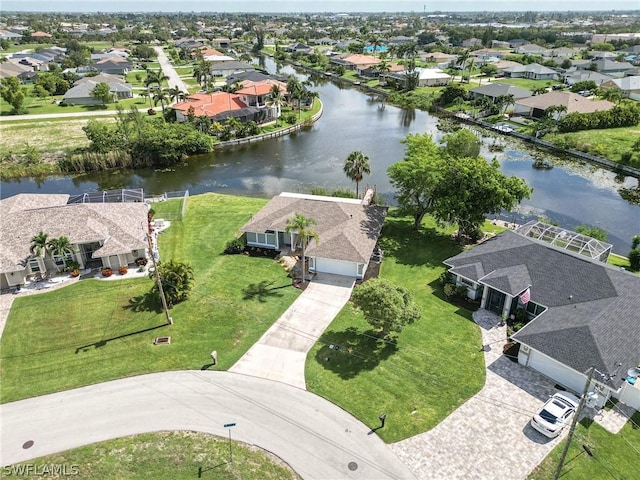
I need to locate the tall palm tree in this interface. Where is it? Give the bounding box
[344,150,371,198]
[368,34,382,58]
[286,76,304,117]
[597,87,622,103]
[47,236,75,269]
[153,88,169,112]
[285,213,319,282]
[29,231,49,258]
[168,85,186,103]
[266,84,285,125]
[456,49,471,83]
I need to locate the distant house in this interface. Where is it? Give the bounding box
[330,53,380,71]
[30,31,52,39]
[421,52,457,65]
[0,29,22,41]
[443,223,639,411]
[381,67,451,88]
[583,59,635,78]
[469,84,532,102]
[209,60,255,79]
[17,70,38,84]
[564,70,613,86]
[462,38,482,48]
[283,43,313,55]
[92,57,133,75]
[513,91,615,118]
[515,43,551,57]
[0,61,31,80]
[63,74,132,105]
[241,192,387,279]
[550,47,576,59]
[502,63,558,81]
[0,194,148,291]
[600,76,640,101]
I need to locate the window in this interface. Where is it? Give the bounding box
[357,264,364,276]
[28,258,41,273]
[246,232,257,243]
[525,301,546,318]
[53,253,74,267]
[459,277,475,288]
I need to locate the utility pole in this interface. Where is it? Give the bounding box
[146,229,172,325]
[553,366,595,480]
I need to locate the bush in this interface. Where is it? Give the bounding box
[439,271,452,286]
[455,285,468,298]
[443,283,456,299]
[283,113,297,125]
[65,261,80,273]
[224,236,246,254]
[629,249,640,271]
[135,257,148,266]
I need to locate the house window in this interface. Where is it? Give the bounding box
[28,258,41,273]
[246,232,257,243]
[524,301,545,318]
[309,257,316,270]
[53,253,74,267]
[357,264,364,276]
[249,232,276,246]
[458,277,475,288]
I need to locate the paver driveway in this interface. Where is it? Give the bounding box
[230,273,355,389]
[391,310,563,480]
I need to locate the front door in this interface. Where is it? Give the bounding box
[486,288,506,315]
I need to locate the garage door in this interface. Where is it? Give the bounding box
[528,349,584,393]
[314,258,358,277]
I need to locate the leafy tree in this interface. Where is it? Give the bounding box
[29,231,50,258]
[32,84,49,102]
[91,82,113,105]
[480,64,498,77]
[83,119,123,153]
[1,77,27,114]
[343,151,371,198]
[441,129,481,158]
[575,224,607,241]
[151,259,194,306]
[560,58,573,70]
[597,87,622,103]
[570,80,597,93]
[285,213,319,281]
[438,84,467,106]
[131,44,155,60]
[266,84,285,125]
[630,236,640,271]
[351,278,421,337]
[387,134,441,230]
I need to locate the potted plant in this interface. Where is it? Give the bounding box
[118,265,128,275]
[102,268,113,277]
[70,269,81,277]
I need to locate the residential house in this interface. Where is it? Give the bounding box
[515,43,551,57]
[283,43,313,55]
[92,57,133,76]
[0,29,22,41]
[225,70,288,86]
[210,37,232,48]
[468,84,532,103]
[508,38,528,48]
[583,59,635,78]
[359,62,404,79]
[421,52,457,65]
[17,70,38,84]
[471,49,511,62]
[330,53,380,71]
[209,60,255,79]
[550,47,576,59]
[0,61,31,80]
[172,91,263,123]
[564,70,613,86]
[0,194,148,291]
[443,223,639,410]
[63,74,132,105]
[491,40,511,49]
[30,31,52,39]
[502,63,558,81]
[235,81,287,122]
[462,37,482,48]
[514,91,614,118]
[241,192,387,279]
[600,76,640,101]
[381,67,451,88]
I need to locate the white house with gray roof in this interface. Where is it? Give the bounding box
[0,194,148,291]
[241,193,387,279]
[444,223,640,410]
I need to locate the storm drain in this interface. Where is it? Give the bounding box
[153,336,171,345]
[348,461,358,471]
[23,440,34,449]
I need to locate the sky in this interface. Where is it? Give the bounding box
[1,0,639,13]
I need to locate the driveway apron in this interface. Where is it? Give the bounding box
[229,273,355,389]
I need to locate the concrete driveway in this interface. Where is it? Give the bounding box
[391,310,564,480]
[230,273,355,389]
[154,46,189,93]
[0,371,416,480]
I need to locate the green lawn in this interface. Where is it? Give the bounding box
[0,194,301,403]
[1,92,149,116]
[305,214,486,443]
[544,126,640,163]
[8,431,300,479]
[528,411,640,479]
[174,66,194,76]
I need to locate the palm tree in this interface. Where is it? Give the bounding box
[153,88,169,111]
[29,231,50,258]
[343,151,371,198]
[285,213,319,282]
[286,76,304,117]
[456,49,470,83]
[168,85,186,103]
[47,236,75,269]
[266,84,285,125]
[368,34,382,58]
[597,87,622,103]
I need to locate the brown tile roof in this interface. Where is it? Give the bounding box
[241,194,387,263]
[0,195,148,273]
[172,92,247,117]
[343,54,381,67]
[516,91,615,114]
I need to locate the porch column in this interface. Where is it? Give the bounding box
[502,296,514,320]
[480,285,489,309]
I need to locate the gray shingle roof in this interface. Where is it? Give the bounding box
[241,194,387,263]
[0,195,148,273]
[469,83,532,99]
[444,230,640,388]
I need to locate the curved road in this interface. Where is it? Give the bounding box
[154,46,189,93]
[0,371,416,480]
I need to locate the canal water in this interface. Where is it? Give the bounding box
[1,60,638,254]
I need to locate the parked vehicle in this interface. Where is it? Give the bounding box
[530,392,580,438]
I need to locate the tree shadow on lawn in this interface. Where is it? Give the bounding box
[378,217,463,268]
[242,280,289,302]
[314,327,398,379]
[122,291,164,314]
[427,278,479,316]
[74,323,168,354]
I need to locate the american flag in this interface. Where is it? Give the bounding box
[520,287,531,305]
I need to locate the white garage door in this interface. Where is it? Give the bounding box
[314,258,358,277]
[527,349,584,393]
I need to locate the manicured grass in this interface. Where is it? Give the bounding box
[608,253,634,271]
[493,78,560,91]
[8,431,300,479]
[174,66,194,76]
[1,93,148,116]
[544,126,640,163]
[527,411,640,480]
[1,43,53,53]
[0,194,301,403]
[305,214,486,443]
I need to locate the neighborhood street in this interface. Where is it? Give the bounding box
[154,46,189,93]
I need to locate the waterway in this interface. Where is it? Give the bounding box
[1,59,638,254]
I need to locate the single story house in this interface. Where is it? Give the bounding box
[209,60,255,78]
[330,54,380,71]
[381,67,451,88]
[513,91,615,118]
[172,91,263,123]
[0,194,149,291]
[600,76,640,101]
[502,63,558,81]
[444,222,639,410]
[421,52,457,64]
[515,43,551,57]
[587,59,635,78]
[63,76,133,105]
[92,57,133,75]
[468,83,532,102]
[241,192,387,279]
[564,70,613,87]
[283,43,313,55]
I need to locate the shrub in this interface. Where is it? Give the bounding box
[439,271,452,286]
[101,268,113,277]
[283,113,297,125]
[135,257,148,266]
[65,261,80,273]
[443,283,456,299]
[455,285,468,299]
[629,249,640,271]
[118,265,128,275]
[224,236,246,254]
